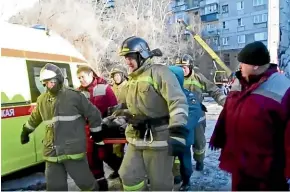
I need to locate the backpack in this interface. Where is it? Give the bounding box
[167,65,203,146]
[183,88,203,146]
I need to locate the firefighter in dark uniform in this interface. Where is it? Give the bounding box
[20,63,103,191]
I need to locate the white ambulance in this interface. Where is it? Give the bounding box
[0,22,88,176]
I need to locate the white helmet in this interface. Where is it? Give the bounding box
[40,63,64,84]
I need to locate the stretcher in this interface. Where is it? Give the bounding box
[103,138,127,144]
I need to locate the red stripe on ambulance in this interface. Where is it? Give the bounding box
[1,105,36,119]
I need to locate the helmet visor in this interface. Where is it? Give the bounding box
[40,69,57,82]
[41,78,57,87]
[119,47,137,56]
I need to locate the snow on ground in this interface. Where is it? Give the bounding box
[2,97,231,191]
[189,98,231,191]
[68,97,232,191]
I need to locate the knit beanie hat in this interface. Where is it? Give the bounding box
[238,41,270,66]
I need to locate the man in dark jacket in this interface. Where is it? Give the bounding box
[210,41,290,190]
[77,66,123,190]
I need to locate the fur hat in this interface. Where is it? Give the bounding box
[238,41,270,66]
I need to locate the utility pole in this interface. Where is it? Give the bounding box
[267,0,280,64]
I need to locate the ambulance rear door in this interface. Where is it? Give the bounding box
[1,56,37,176]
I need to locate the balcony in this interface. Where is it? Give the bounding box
[199,0,219,7]
[186,1,200,10]
[200,4,219,16]
[200,13,219,22]
[176,0,185,6]
[172,4,188,12]
[202,28,219,36]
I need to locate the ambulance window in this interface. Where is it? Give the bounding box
[26,60,73,103]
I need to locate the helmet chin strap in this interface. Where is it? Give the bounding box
[185,66,193,78]
[115,80,123,86]
[47,80,63,95]
[114,74,125,85]
[137,54,147,68]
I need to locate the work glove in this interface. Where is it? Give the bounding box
[20,125,32,144]
[167,125,188,156]
[112,109,132,119]
[90,127,104,143]
[108,103,127,116]
[113,144,124,158]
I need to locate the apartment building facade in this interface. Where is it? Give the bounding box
[199,0,220,51]
[171,0,270,71]
[170,0,218,78]
[219,0,268,69]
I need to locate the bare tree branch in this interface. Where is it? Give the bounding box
[8,0,203,76]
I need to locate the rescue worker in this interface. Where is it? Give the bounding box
[110,67,128,159]
[116,36,189,191]
[77,66,123,190]
[110,67,128,102]
[20,63,102,191]
[169,66,202,191]
[175,54,226,172]
[210,41,290,190]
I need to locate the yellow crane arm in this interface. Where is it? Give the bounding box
[177,19,232,76]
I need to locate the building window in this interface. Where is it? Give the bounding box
[253,13,268,23]
[204,4,218,14]
[262,13,267,22]
[253,0,266,6]
[254,32,267,41]
[222,21,228,29]
[238,35,246,44]
[206,23,216,31]
[206,24,210,30]
[221,4,229,13]
[176,0,185,6]
[238,18,244,26]
[222,37,229,45]
[237,1,244,10]
[175,12,186,22]
[205,38,211,44]
[213,37,220,46]
[223,53,230,66]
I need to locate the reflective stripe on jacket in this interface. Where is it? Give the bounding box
[210,66,290,179]
[184,72,226,106]
[118,60,188,148]
[79,77,118,116]
[25,87,102,162]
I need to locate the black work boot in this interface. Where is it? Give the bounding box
[174,175,182,185]
[179,182,190,191]
[97,178,109,191]
[108,171,119,180]
[196,161,204,171]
